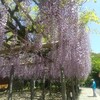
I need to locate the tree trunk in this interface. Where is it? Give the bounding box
[71,81,76,100]
[74,79,79,96]
[34,80,36,89]
[42,75,45,100]
[61,69,67,100]
[66,87,71,100]
[49,80,52,96]
[30,77,34,100]
[8,66,14,100]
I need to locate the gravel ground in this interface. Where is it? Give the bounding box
[0,90,62,100]
[0,88,99,100]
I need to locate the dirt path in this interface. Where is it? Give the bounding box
[78,87,100,100]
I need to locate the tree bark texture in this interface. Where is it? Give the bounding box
[61,69,67,100]
[30,77,34,100]
[8,66,14,100]
[42,75,45,100]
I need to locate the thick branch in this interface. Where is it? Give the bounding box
[1,0,24,30]
[13,0,35,24]
[8,7,24,29]
[0,41,58,55]
[13,0,38,33]
[32,0,39,6]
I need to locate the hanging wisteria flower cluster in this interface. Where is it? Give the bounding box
[0,0,91,80]
[40,0,91,79]
[0,3,8,47]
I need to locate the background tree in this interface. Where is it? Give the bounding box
[85,53,100,87]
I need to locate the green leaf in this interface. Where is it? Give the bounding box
[32,5,39,12]
[80,10,100,24]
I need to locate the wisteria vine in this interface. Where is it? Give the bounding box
[0,0,91,80]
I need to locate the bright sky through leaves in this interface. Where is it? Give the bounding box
[84,0,100,53]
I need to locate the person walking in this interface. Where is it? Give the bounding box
[91,79,96,97]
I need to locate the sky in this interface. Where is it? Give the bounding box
[84,0,100,53]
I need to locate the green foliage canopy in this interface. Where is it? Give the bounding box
[91,53,100,74]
